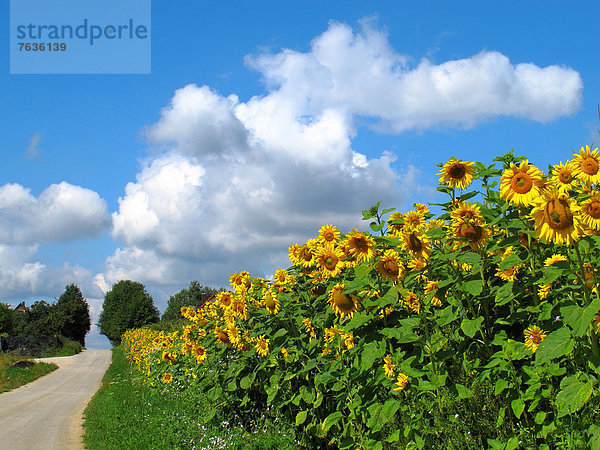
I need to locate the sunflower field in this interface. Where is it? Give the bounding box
[122,147,600,449]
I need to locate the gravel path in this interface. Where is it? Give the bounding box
[0,349,111,450]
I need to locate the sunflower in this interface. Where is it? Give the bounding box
[401,229,432,260]
[580,193,600,230]
[315,243,345,277]
[383,355,395,378]
[452,219,491,250]
[162,373,173,383]
[393,373,409,392]
[551,160,578,193]
[346,229,376,262]
[424,280,442,306]
[387,211,405,234]
[375,250,404,283]
[544,253,568,267]
[214,327,231,346]
[318,224,340,243]
[229,271,250,290]
[216,291,233,309]
[191,344,207,364]
[226,325,242,347]
[450,202,484,224]
[302,318,317,340]
[500,159,545,206]
[328,283,360,318]
[524,325,547,353]
[572,145,600,185]
[262,288,281,314]
[538,283,552,300]
[530,190,581,245]
[324,325,344,344]
[342,333,355,351]
[403,210,427,231]
[255,335,270,357]
[414,203,430,215]
[402,291,421,314]
[280,347,290,359]
[495,265,522,282]
[273,268,288,284]
[438,157,475,190]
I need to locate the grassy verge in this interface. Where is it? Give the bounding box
[0,353,57,393]
[83,346,298,449]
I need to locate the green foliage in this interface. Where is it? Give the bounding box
[98,280,160,344]
[83,346,298,449]
[161,281,220,321]
[0,353,57,393]
[0,303,17,334]
[121,150,600,448]
[55,284,91,346]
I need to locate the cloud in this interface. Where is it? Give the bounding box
[245,21,582,133]
[26,131,43,160]
[104,21,582,308]
[0,182,111,302]
[0,182,111,245]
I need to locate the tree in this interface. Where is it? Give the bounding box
[0,303,16,334]
[161,281,219,321]
[55,284,91,346]
[20,300,62,336]
[98,280,160,344]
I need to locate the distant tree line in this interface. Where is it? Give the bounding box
[0,284,91,346]
[97,280,220,345]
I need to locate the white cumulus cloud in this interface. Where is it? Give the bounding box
[103,20,582,307]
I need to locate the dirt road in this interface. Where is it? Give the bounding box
[0,349,111,450]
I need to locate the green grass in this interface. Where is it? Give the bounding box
[83,346,299,449]
[0,353,57,393]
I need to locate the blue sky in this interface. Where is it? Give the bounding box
[2,1,598,348]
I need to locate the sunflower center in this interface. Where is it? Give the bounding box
[544,198,574,230]
[408,232,423,252]
[458,222,483,242]
[299,246,313,262]
[324,255,338,270]
[324,232,334,241]
[355,237,367,250]
[265,294,277,309]
[383,260,399,276]
[510,173,533,194]
[449,163,466,179]
[581,157,599,175]
[332,290,354,312]
[588,201,600,219]
[558,169,572,183]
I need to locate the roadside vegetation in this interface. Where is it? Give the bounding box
[82,345,298,449]
[0,353,57,393]
[118,148,600,448]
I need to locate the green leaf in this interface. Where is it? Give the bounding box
[462,278,483,296]
[361,341,386,371]
[380,327,419,343]
[494,379,509,395]
[354,263,372,281]
[495,282,514,306]
[588,424,600,450]
[534,411,547,425]
[541,265,566,284]
[344,311,371,331]
[511,398,525,418]
[239,373,255,389]
[455,383,473,399]
[296,410,308,426]
[561,296,600,337]
[435,305,458,327]
[322,411,344,432]
[461,317,484,338]
[535,327,574,365]
[499,254,523,271]
[556,375,594,418]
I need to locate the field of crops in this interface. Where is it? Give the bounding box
[122,148,600,449]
